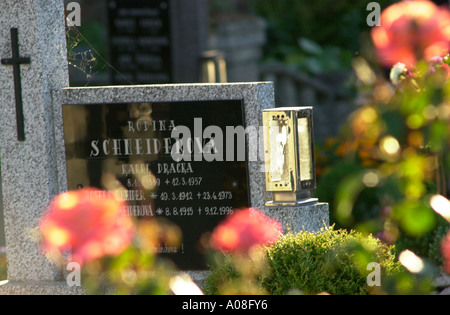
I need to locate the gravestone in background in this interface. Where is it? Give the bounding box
[107,0,207,85]
[209,17,267,83]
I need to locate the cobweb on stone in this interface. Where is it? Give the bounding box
[66,25,135,85]
[66,26,98,82]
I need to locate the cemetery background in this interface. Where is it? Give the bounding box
[1,0,450,295]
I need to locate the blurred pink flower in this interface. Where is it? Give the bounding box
[428,55,450,79]
[40,188,134,265]
[371,0,450,67]
[210,208,282,254]
[441,64,450,79]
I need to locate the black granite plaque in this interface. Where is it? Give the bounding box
[107,0,172,84]
[62,100,249,270]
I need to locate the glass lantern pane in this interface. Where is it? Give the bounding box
[269,120,288,182]
[297,117,312,181]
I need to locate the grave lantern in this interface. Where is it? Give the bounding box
[262,107,318,206]
[200,50,227,83]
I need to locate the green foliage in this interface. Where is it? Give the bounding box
[316,52,450,274]
[395,222,450,267]
[316,158,391,232]
[203,254,248,295]
[263,227,402,295]
[289,37,353,75]
[204,226,405,295]
[249,0,396,73]
[78,218,181,295]
[81,245,174,295]
[204,255,236,289]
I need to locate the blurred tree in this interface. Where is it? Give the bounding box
[249,0,397,65]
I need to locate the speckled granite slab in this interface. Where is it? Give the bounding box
[0,0,69,285]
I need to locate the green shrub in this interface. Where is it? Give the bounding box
[263,227,402,295]
[204,226,404,295]
[395,221,450,267]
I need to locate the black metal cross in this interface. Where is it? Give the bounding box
[1,28,31,141]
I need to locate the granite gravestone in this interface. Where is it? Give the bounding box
[0,0,83,294]
[54,84,329,272]
[54,84,274,271]
[107,0,207,85]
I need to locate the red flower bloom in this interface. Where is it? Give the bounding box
[442,231,450,274]
[210,208,282,254]
[371,0,450,67]
[40,188,134,264]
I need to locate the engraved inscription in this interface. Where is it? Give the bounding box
[62,100,248,269]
